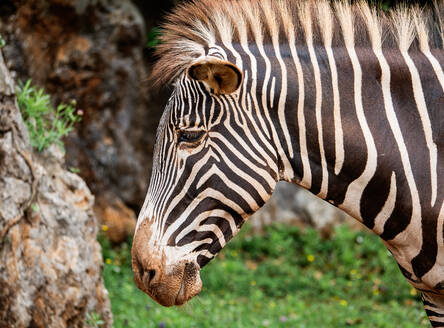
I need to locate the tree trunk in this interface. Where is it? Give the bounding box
[0,51,111,327]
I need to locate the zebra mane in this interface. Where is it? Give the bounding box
[152,0,444,85]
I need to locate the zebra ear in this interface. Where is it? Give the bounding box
[188,59,242,95]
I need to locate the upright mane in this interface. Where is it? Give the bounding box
[152,0,444,85]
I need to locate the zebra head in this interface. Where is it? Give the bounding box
[132,56,280,306]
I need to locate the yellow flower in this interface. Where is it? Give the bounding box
[410,288,418,296]
[340,299,348,307]
[101,225,109,232]
[105,258,112,265]
[307,254,315,262]
[350,269,357,275]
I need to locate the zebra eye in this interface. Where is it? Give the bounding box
[177,130,205,144]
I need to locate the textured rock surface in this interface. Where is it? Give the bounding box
[0,52,111,327]
[94,196,136,244]
[0,0,160,241]
[0,0,157,210]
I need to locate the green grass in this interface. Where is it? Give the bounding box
[16,80,82,152]
[100,224,429,328]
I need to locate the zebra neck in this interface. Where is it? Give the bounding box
[238,43,443,232]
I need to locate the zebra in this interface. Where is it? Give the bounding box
[131,0,444,325]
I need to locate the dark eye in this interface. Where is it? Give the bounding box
[177,130,205,143]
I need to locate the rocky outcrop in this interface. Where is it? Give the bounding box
[0,52,111,327]
[0,0,157,227]
[94,196,136,244]
[0,0,160,241]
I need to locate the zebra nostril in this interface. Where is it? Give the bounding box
[141,268,157,288]
[138,266,157,290]
[148,269,156,283]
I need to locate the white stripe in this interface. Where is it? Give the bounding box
[270,76,276,109]
[227,95,279,173]
[373,172,397,235]
[216,97,267,167]
[419,49,443,207]
[270,28,294,160]
[163,239,214,265]
[306,37,328,198]
[340,46,378,220]
[210,133,275,188]
[195,166,260,211]
[162,188,243,243]
[174,210,231,247]
[372,48,422,273]
[237,25,271,139]
[158,150,217,239]
[287,26,310,188]
[421,201,444,290]
[325,47,344,175]
[251,31,294,180]
[206,141,272,197]
[231,41,276,156]
[401,51,437,209]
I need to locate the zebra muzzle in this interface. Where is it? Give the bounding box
[132,223,202,306]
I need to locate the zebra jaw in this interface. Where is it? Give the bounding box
[132,219,203,306]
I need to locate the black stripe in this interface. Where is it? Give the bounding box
[200,216,234,242]
[423,300,439,308]
[426,310,444,318]
[197,254,212,268]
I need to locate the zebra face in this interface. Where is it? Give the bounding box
[132,57,278,306]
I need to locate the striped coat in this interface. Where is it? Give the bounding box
[132,1,444,325]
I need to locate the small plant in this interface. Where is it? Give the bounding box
[85,312,104,328]
[0,34,5,49]
[16,80,82,152]
[69,167,81,174]
[146,27,161,49]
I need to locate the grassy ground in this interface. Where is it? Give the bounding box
[100,224,429,328]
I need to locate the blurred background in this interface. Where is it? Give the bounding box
[0,0,435,327]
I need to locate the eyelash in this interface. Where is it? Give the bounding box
[177,130,205,143]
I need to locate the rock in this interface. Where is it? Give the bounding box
[0,53,112,327]
[94,195,137,244]
[0,0,159,210]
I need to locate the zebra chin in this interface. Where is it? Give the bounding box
[131,220,203,306]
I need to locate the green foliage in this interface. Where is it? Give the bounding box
[69,167,81,174]
[16,80,82,152]
[0,35,5,49]
[146,27,161,49]
[85,312,105,328]
[101,224,428,328]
